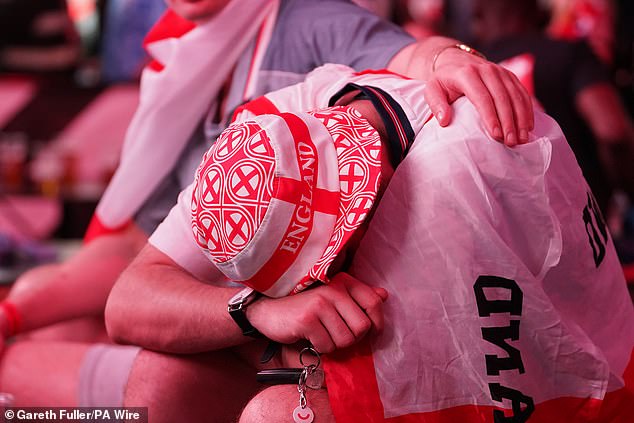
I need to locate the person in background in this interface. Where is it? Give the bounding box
[613,0,634,278]
[472,0,634,217]
[547,0,615,65]
[0,0,81,72]
[352,0,394,19]
[100,0,167,82]
[398,0,447,40]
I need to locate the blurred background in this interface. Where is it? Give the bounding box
[1,0,633,287]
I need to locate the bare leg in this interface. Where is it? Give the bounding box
[0,340,263,420]
[239,385,334,423]
[0,341,91,406]
[3,225,146,337]
[21,316,110,344]
[124,349,262,423]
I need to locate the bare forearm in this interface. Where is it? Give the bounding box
[598,139,634,200]
[388,35,466,81]
[106,246,388,357]
[3,225,146,333]
[577,83,634,199]
[105,246,247,353]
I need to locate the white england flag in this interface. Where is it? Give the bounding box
[323,98,634,422]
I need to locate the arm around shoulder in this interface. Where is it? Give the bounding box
[388,35,534,146]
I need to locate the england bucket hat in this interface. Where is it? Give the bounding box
[190,106,382,297]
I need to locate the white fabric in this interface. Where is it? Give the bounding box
[149,183,228,285]
[96,0,277,229]
[349,98,634,416]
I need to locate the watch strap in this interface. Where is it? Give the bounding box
[228,289,263,338]
[229,306,262,338]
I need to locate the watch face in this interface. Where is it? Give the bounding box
[229,287,255,306]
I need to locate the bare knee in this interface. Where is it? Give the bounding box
[239,385,334,423]
[0,341,91,406]
[9,263,63,296]
[126,349,260,423]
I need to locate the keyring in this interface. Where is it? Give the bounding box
[299,346,321,369]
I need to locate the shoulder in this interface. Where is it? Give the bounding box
[280,0,368,17]
[277,0,404,35]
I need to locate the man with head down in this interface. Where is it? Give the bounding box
[108,65,634,422]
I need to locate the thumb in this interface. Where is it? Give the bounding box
[423,79,453,127]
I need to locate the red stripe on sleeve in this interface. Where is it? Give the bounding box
[354,69,411,79]
[83,214,132,244]
[232,96,281,122]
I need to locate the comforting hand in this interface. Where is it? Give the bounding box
[247,272,388,354]
[425,46,534,146]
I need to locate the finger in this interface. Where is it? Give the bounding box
[451,66,503,142]
[324,274,374,339]
[360,296,384,334]
[498,70,534,144]
[342,277,385,334]
[422,79,453,127]
[506,73,535,143]
[318,304,358,349]
[330,273,385,334]
[334,295,373,340]
[307,322,336,354]
[479,66,517,146]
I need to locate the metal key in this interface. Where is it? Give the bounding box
[306,368,324,390]
[256,368,303,385]
[300,346,323,389]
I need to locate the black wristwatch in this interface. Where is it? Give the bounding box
[227,287,263,338]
